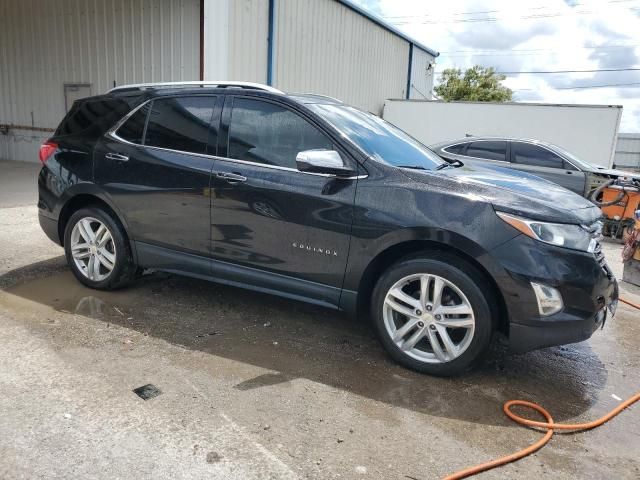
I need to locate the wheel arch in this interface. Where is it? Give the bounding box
[354,238,509,336]
[57,192,137,264]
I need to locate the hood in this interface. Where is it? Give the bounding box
[399,164,602,225]
[591,166,640,180]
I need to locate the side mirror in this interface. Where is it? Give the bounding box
[296,150,355,177]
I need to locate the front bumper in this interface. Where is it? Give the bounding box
[490,234,618,353]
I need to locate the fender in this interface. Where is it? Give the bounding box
[343,226,510,292]
[54,183,138,263]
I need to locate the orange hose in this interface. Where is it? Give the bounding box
[444,297,640,480]
[619,296,640,310]
[443,392,640,480]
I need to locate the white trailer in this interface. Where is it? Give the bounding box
[382,100,622,168]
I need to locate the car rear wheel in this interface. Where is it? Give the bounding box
[64,206,137,290]
[371,253,493,376]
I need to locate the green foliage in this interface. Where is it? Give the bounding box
[434,65,513,102]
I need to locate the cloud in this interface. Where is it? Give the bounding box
[453,22,554,50]
[351,0,640,132]
[589,46,638,69]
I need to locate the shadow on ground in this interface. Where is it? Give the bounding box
[1,257,608,427]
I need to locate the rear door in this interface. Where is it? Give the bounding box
[209,95,360,305]
[509,142,586,194]
[95,95,222,257]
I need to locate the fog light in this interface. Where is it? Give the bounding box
[531,282,564,316]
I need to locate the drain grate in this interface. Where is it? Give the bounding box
[133,384,162,400]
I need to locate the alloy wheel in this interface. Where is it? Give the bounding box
[382,273,475,364]
[70,217,116,282]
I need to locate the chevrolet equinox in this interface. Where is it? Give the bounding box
[38,81,618,376]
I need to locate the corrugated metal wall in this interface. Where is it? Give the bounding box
[410,48,435,100]
[1,0,436,162]
[228,0,269,83]
[615,133,640,171]
[273,0,410,114]
[0,0,200,162]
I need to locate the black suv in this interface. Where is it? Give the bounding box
[38,81,618,376]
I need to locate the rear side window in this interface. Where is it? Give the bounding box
[465,141,507,161]
[512,142,564,168]
[117,104,150,144]
[144,97,216,154]
[444,143,467,154]
[228,98,332,169]
[56,98,131,140]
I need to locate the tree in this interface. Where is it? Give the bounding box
[434,65,513,102]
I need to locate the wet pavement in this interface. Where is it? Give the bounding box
[1,161,639,479]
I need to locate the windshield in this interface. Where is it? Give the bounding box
[309,104,444,170]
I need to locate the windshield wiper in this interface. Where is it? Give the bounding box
[397,165,428,170]
[436,159,464,170]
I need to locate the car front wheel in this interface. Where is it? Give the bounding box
[371,253,493,376]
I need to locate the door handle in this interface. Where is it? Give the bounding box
[216,172,247,183]
[105,152,129,162]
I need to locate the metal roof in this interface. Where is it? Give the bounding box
[336,0,439,57]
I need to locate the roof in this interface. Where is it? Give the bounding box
[434,136,559,146]
[385,99,623,109]
[337,0,439,57]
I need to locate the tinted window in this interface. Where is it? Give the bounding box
[117,104,150,144]
[56,98,131,140]
[465,141,507,161]
[307,103,443,170]
[512,142,564,168]
[229,98,332,169]
[144,97,215,154]
[444,143,467,154]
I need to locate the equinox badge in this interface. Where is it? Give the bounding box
[292,242,338,256]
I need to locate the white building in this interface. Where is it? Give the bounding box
[614,133,640,171]
[0,0,438,163]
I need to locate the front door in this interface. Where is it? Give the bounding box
[210,96,359,305]
[95,95,221,257]
[509,142,586,195]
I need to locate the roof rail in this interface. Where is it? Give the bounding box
[108,81,284,94]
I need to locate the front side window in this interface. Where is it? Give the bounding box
[465,141,507,161]
[512,142,564,169]
[144,97,216,154]
[228,98,333,169]
[116,103,150,144]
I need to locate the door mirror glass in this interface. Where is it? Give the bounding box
[296,150,354,176]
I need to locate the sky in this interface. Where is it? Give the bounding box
[351,0,640,132]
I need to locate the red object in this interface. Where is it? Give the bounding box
[39,141,57,164]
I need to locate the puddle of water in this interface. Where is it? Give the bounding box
[1,269,611,427]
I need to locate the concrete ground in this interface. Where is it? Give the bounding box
[0,159,639,479]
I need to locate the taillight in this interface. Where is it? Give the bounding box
[39,141,58,164]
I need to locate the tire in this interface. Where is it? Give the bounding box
[371,252,494,376]
[64,206,138,290]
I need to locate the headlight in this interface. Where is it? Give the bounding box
[496,212,596,252]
